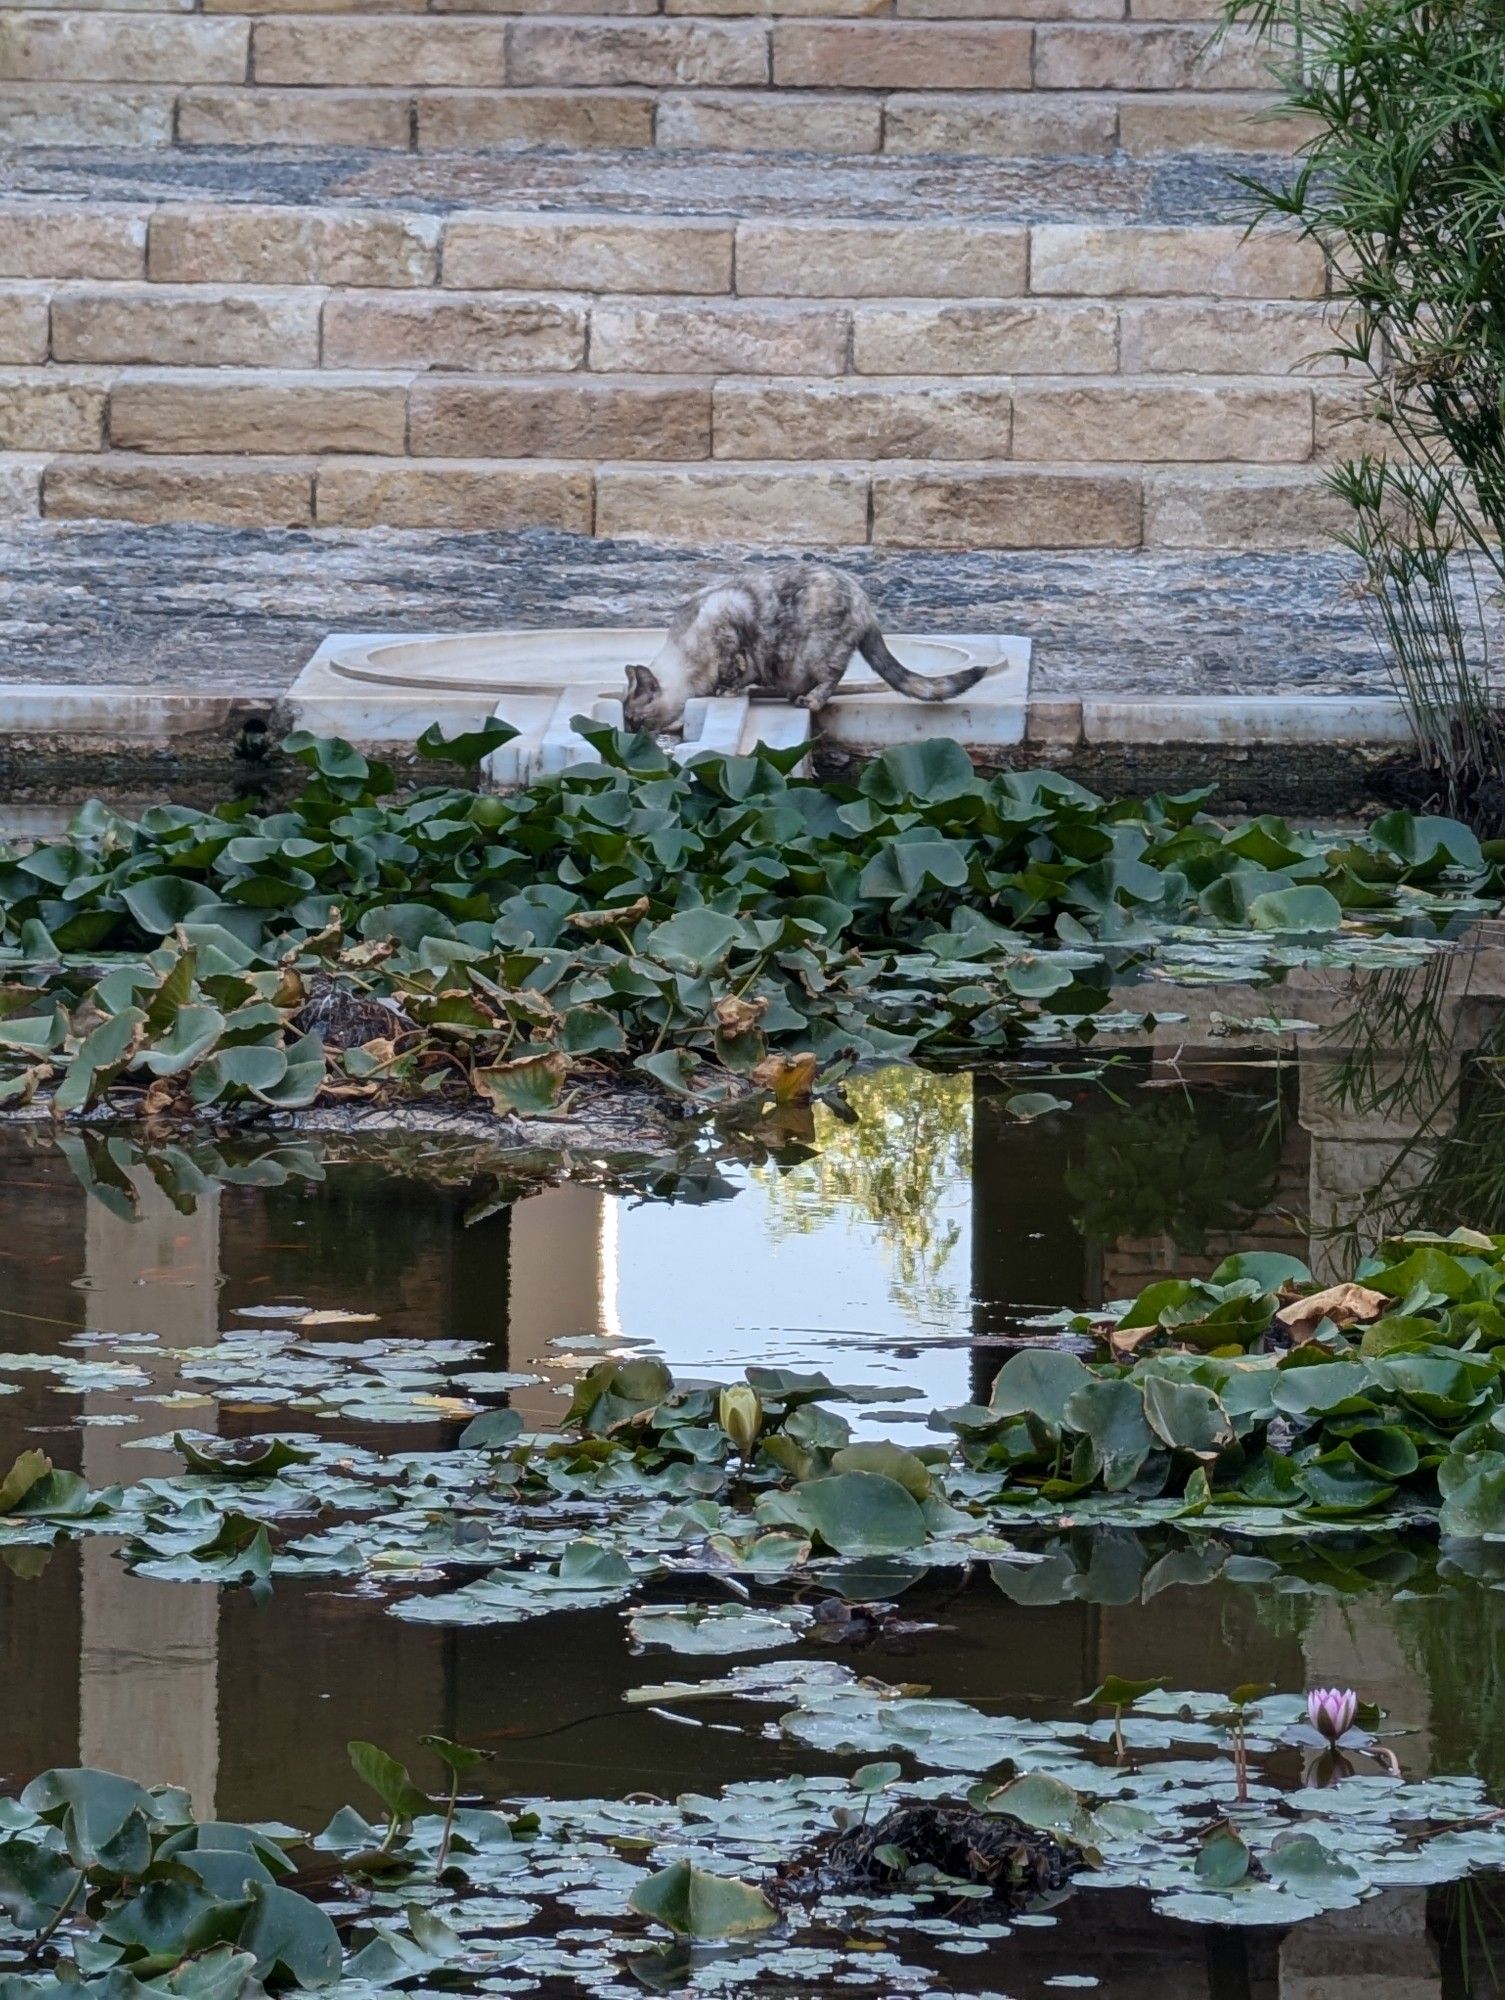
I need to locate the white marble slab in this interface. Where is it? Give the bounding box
[287,624,1029,780]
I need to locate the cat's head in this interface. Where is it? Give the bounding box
[621,663,681,733]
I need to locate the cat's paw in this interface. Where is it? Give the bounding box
[792,691,827,710]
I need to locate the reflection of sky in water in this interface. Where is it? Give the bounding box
[613,1167,974,1414]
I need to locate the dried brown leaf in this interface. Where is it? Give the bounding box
[1275,1281,1388,1344]
[750,1051,819,1106]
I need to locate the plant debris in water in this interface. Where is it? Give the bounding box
[0,730,1493,1123]
[770,1802,1087,1910]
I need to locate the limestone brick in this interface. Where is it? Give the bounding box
[735,219,1027,298]
[322,293,587,372]
[852,300,1117,374]
[1118,300,1347,374]
[1030,224,1327,299]
[1115,90,1320,151]
[51,285,322,368]
[713,377,1012,458]
[0,84,172,144]
[253,18,507,87]
[42,455,314,526]
[771,20,1031,88]
[0,13,247,80]
[0,370,107,452]
[148,206,439,287]
[442,214,733,295]
[177,86,413,147]
[871,465,1143,546]
[589,298,849,375]
[882,92,1118,155]
[1143,465,1346,547]
[416,89,654,150]
[1011,379,1314,461]
[109,370,409,455]
[0,206,145,282]
[509,19,769,87]
[597,462,869,543]
[656,90,880,150]
[0,284,50,365]
[314,460,594,530]
[1033,22,1273,89]
[408,375,711,459]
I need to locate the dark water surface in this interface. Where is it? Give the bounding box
[3,980,1505,1990]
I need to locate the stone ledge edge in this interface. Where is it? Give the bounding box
[0,684,1416,755]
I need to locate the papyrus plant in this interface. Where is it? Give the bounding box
[1232,0,1505,803]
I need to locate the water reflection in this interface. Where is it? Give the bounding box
[6,940,1505,1989]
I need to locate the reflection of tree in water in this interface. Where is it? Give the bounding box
[754,1069,973,1325]
[1317,946,1505,1252]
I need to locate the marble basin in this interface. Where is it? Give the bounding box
[287,625,1032,784]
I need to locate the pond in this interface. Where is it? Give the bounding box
[3,924,1505,1995]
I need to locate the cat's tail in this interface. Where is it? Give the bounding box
[858,627,989,702]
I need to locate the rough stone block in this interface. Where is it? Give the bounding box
[1034,22,1272,89]
[177,86,413,147]
[772,20,1031,88]
[442,214,732,294]
[590,298,849,375]
[1143,466,1345,547]
[0,14,247,81]
[1118,299,1347,374]
[0,284,49,365]
[1313,381,1393,458]
[871,466,1143,547]
[42,455,314,526]
[1130,0,1221,16]
[597,463,868,544]
[0,456,41,521]
[853,300,1117,374]
[736,219,1027,298]
[51,285,322,368]
[900,0,1121,18]
[883,92,1117,156]
[409,375,711,458]
[509,20,768,87]
[664,0,887,13]
[713,377,1012,458]
[656,89,880,150]
[253,18,507,86]
[0,371,107,451]
[0,206,145,281]
[432,0,656,11]
[109,370,409,454]
[0,84,173,144]
[315,460,594,531]
[148,206,438,286]
[1011,380,1314,461]
[322,292,586,371]
[1116,90,1319,151]
[202,0,425,11]
[1030,223,1327,298]
[416,89,655,149]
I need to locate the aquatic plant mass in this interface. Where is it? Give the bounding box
[0,730,1493,1120]
[6,1251,1505,1992]
[4,1121,1505,1985]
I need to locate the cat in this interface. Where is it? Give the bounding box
[620,564,988,733]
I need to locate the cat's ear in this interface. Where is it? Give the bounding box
[624,664,660,698]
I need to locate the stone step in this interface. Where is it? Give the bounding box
[0,12,1293,124]
[0,12,1271,89]
[0,360,1358,456]
[11,449,1342,550]
[0,199,1326,303]
[4,277,1344,381]
[0,80,1310,153]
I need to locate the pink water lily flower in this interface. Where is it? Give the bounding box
[1307,1687,1358,1742]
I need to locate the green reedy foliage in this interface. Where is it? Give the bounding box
[1229,0,1505,795]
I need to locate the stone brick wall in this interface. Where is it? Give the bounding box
[0,0,1353,548]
